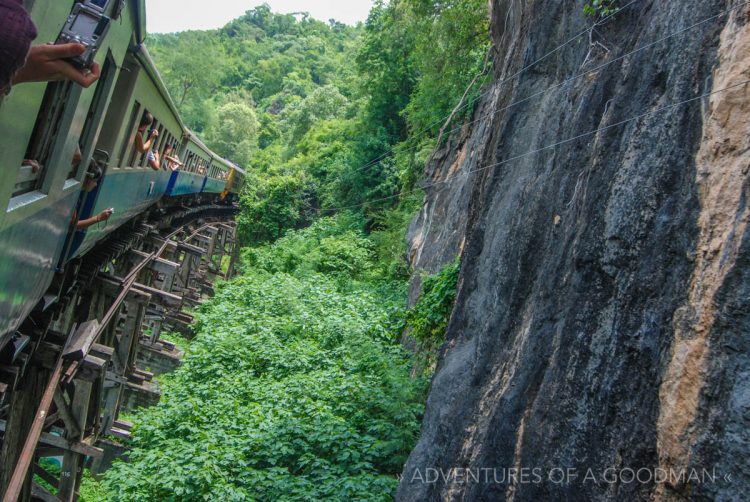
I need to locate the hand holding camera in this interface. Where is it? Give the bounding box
[150,129,159,138]
[55,0,111,70]
[12,43,101,88]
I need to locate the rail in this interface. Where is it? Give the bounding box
[1,223,202,502]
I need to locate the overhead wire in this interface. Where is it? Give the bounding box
[345,0,643,176]
[321,78,750,213]
[319,1,749,214]
[433,0,748,147]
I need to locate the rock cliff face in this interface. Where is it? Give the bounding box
[400,1,750,500]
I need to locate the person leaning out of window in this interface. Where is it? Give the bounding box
[133,112,162,170]
[162,143,183,171]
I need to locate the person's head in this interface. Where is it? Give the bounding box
[164,143,173,155]
[83,161,103,192]
[138,111,154,131]
[0,0,38,92]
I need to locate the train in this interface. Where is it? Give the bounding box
[0,0,246,352]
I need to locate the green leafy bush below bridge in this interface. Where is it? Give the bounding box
[99,218,428,501]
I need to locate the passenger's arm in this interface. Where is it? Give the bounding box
[76,208,113,230]
[12,44,100,88]
[135,129,157,154]
[148,151,160,171]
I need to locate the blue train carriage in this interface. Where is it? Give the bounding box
[0,0,148,343]
[165,132,214,198]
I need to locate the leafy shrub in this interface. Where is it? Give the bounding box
[406,259,461,354]
[241,215,374,279]
[101,225,426,501]
[584,0,619,17]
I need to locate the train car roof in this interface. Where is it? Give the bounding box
[133,45,185,132]
[187,132,213,156]
[228,161,247,176]
[134,0,147,44]
[212,155,247,176]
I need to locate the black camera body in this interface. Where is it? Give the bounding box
[56,0,112,69]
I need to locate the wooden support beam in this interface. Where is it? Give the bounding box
[89,344,114,362]
[59,377,94,501]
[32,342,63,371]
[130,250,180,275]
[177,242,204,255]
[131,284,182,308]
[96,276,151,304]
[30,481,61,502]
[113,419,133,431]
[2,362,64,502]
[52,390,81,440]
[61,321,100,362]
[77,355,106,383]
[108,427,131,440]
[0,421,102,458]
[132,368,154,382]
[32,463,59,491]
[35,447,65,458]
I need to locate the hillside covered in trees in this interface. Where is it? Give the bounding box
[148,0,489,248]
[78,1,489,500]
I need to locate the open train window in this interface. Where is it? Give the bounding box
[70,54,116,179]
[13,81,75,197]
[123,101,143,167]
[156,125,166,154]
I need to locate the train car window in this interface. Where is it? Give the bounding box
[14,80,75,197]
[124,101,143,168]
[71,55,116,179]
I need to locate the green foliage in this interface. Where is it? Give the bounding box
[584,0,620,17]
[205,99,259,167]
[149,2,490,242]
[101,221,426,501]
[79,471,109,502]
[241,215,373,278]
[32,463,106,502]
[33,458,60,496]
[369,192,423,279]
[158,331,192,354]
[406,259,461,353]
[284,85,350,147]
[401,0,491,135]
[237,172,310,244]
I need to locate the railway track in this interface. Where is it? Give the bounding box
[0,204,240,502]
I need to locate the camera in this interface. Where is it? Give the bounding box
[56,0,112,69]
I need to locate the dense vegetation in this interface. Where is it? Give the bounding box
[92,2,489,499]
[149,0,490,242]
[99,217,427,500]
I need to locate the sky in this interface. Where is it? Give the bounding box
[146,0,375,33]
